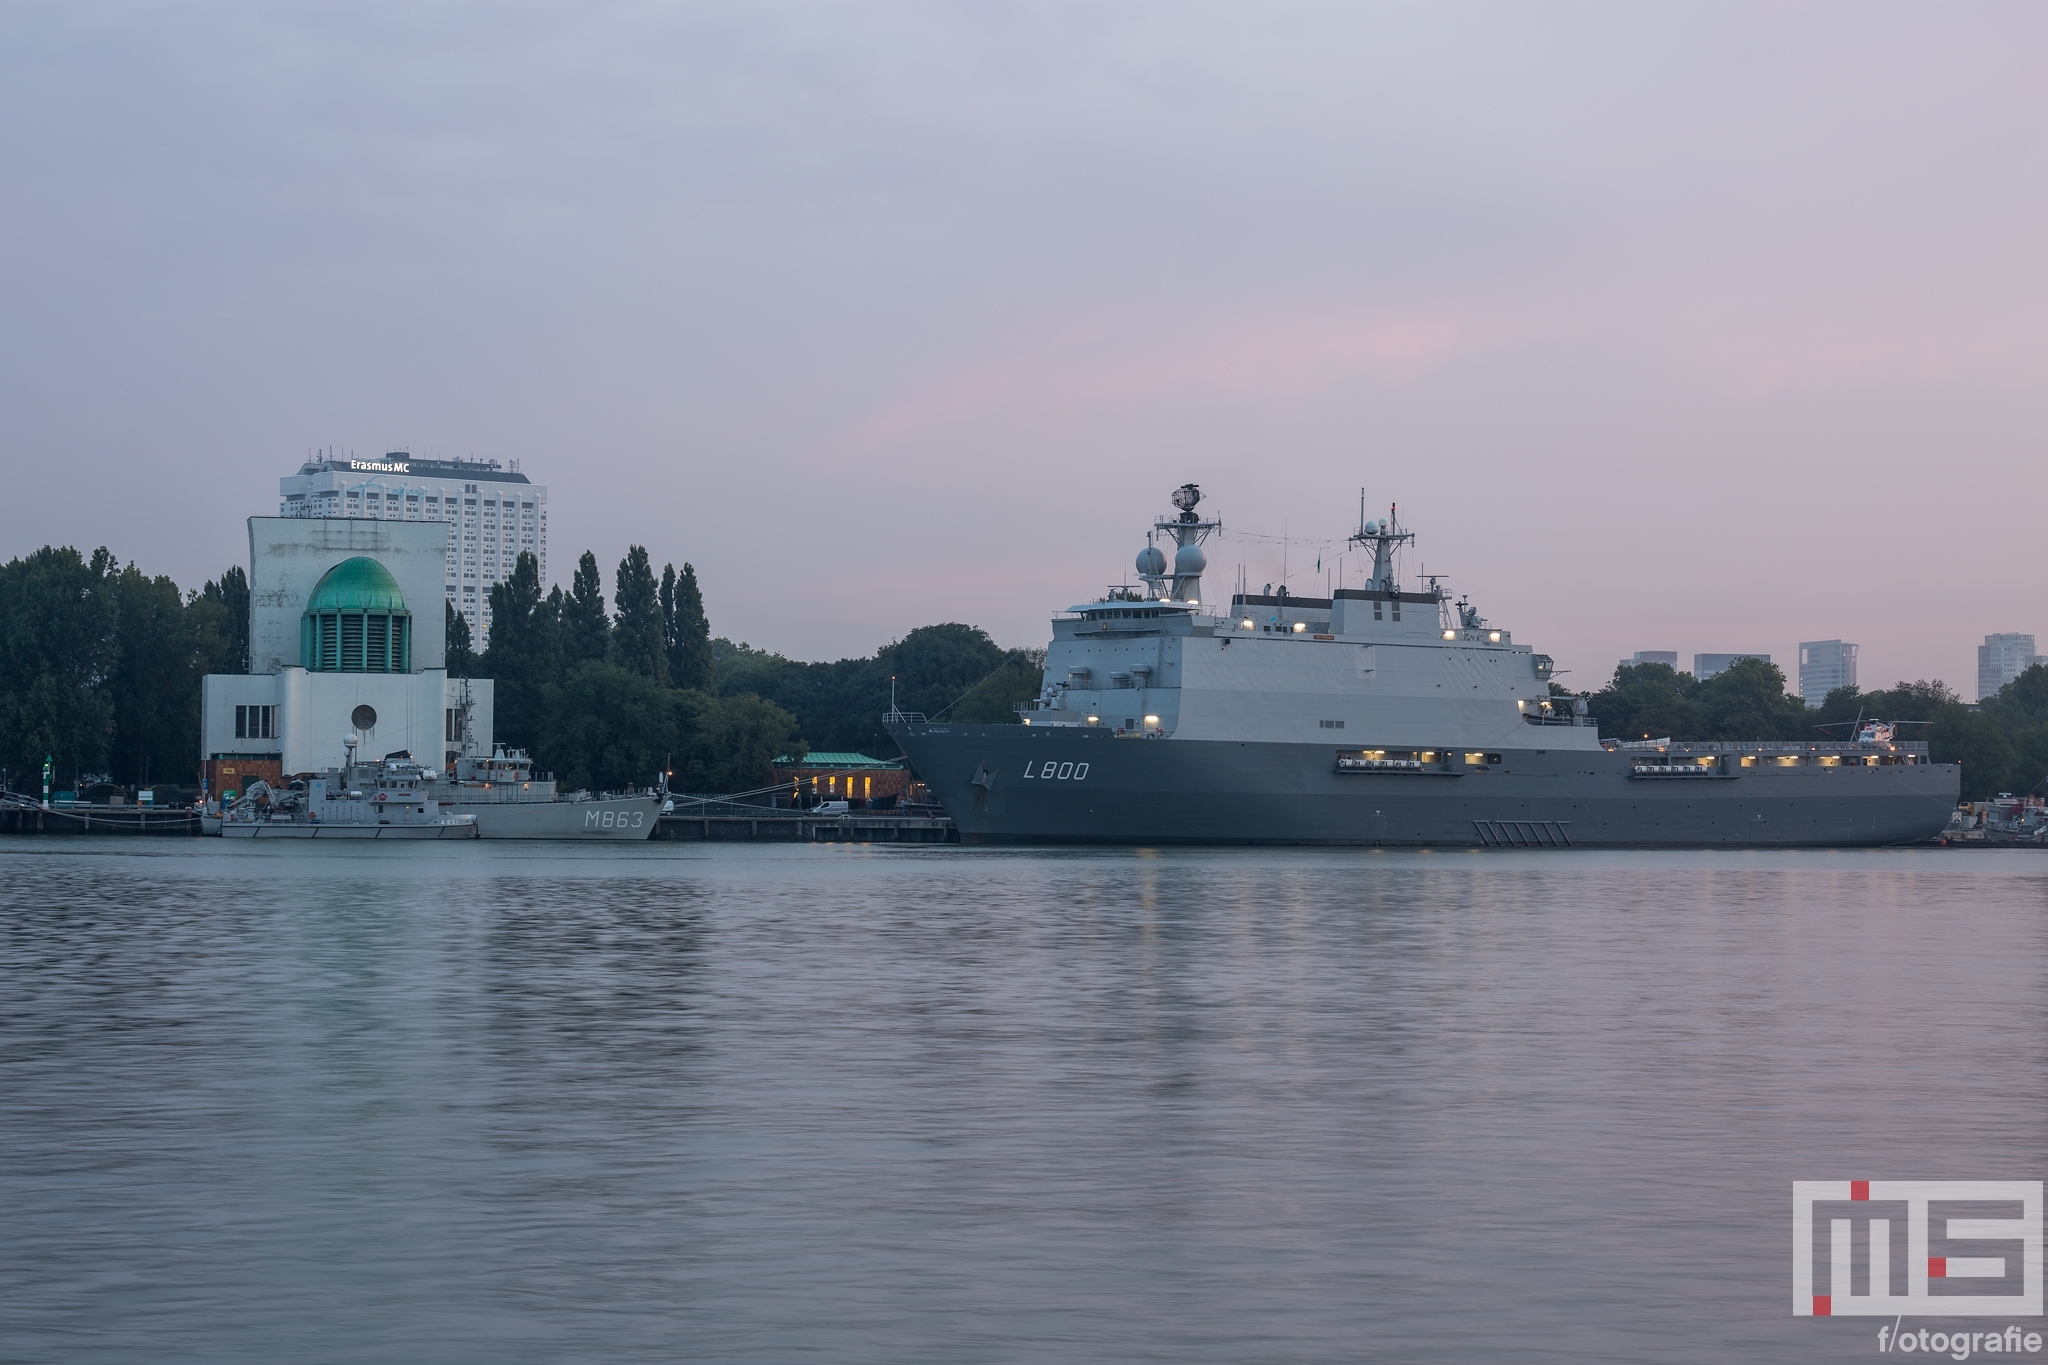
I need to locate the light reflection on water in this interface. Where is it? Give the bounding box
[2,841,2043,1363]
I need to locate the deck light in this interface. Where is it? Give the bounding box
[1489,631,1501,642]
[1443,630,1456,639]
[1144,715,1160,724]
[1293,622,1307,633]
[1240,618,1254,629]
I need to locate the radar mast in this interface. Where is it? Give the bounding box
[1348,494,1415,593]
[1135,483,1221,604]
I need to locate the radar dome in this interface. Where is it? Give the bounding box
[1364,519,1379,535]
[1174,544,1207,575]
[1136,546,1167,576]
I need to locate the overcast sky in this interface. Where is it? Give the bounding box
[2,3,2043,693]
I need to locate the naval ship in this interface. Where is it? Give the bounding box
[220,754,479,839]
[426,746,661,840]
[887,485,1958,846]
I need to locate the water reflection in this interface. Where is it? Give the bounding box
[1,842,2043,1363]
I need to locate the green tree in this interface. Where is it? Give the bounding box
[481,551,555,751]
[539,659,683,793]
[562,551,610,665]
[2006,722,2048,797]
[199,565,249,673]
[0,546,120,787]
[1981,664,2048,731]
[445,601,474,677]
[1688,657,1808,741]
[949,648,1046,723]
[611,545,667,683]
[1931,708,2016,802]
[108,564,200,785]
[677,691,804,792]
[1587,661,1696,742]
[666,562,713,691]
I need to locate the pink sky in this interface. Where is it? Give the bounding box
[2,3,2043,696]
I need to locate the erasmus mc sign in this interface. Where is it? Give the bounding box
[349,460,409,473]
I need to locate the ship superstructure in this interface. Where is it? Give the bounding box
[220,752,478,839]
[423,743,660,840]
[1018,488,1581,753]
[888,485,1958,847]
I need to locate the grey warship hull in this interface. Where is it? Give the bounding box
[889,723,1958,847]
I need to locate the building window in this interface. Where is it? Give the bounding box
[234,704,276,739]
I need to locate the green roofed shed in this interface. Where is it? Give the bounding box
[774,752,904,769]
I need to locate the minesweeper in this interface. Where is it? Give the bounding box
[425,745,661,840]
[887,485,1958,846]
[221,754,478,839]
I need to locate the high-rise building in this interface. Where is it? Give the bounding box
[1619,650,1679,670]
[1798,640,1858,708]
[1977,633,2044,703]
[1694,652,1770,681]
[281,452,545,647]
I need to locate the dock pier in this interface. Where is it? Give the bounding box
[652,812,955,843]
[0,801,205,836]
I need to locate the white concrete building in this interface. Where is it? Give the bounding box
[1797,640,1859,708]
[1978,633,2044,703]
[200,518,493,801]
[279,452,545,647]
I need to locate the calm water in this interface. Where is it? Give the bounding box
[2,840,2043,1363]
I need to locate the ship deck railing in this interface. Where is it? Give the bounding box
[1603,739,1930,756]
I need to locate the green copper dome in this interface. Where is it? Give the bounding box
[305,557,407,614]
[301,557,413,673]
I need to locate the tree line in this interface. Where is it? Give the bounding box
[1585,657,2048,800]
[478,547,798,793]
[0,547,249,790]
[0,541,1047,799]
[479,547,1047,793]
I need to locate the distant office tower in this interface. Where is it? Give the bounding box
[1977,633,2045,702]
[281,452,546,648]
[1620,650,1679,671]
[1798,640,1858,708]
[1694,652,1770,681]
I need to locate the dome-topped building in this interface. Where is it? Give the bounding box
[202,515,496,797]
[300,556,412,672]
